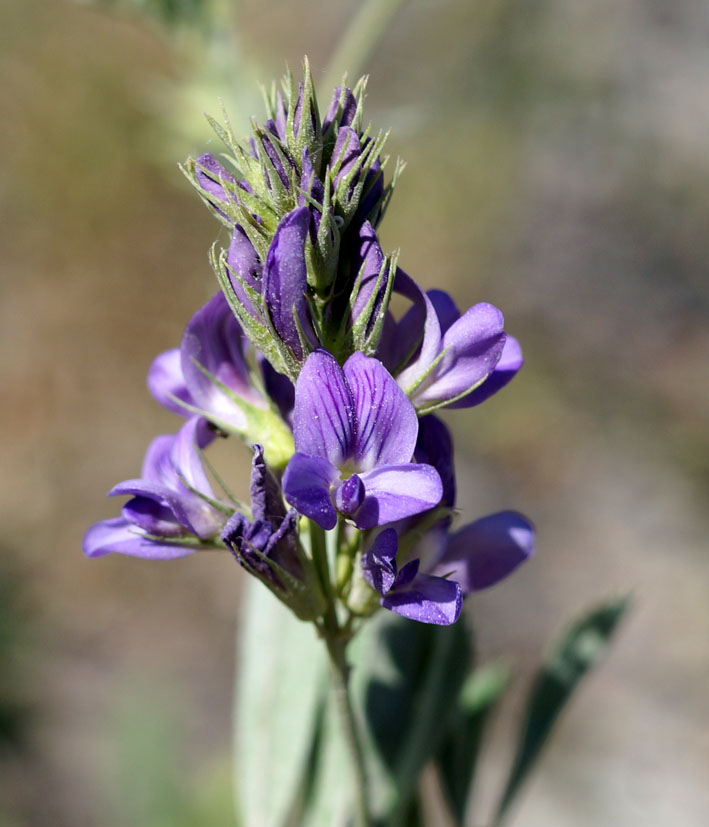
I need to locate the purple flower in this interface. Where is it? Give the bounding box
[282,350,443,530]
[359,510,534,625]
[387,272,512,413]
[83,417,229,560]
[148,291,294,430]
[361,529,463,626]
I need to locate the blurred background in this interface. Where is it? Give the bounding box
[1,0,707,824]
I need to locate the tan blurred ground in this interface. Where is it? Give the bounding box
[1,0,707,825]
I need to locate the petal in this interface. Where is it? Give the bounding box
[292,350,355,466]
[170,416,216,498]
[226,225,263,321]
[391,270,443,388]
[181,293,256,426]
[260,356,295,423]
[437,511,535,593]
[121,496,184,537]
[249,444,286,523]
[147,349,193,416]
[348,222,391,334]
[414,415,456,509]
[282,452,339,530]
[382,574,462,626]
[332,126,361,188]
[448,335,524,409]
[344,352,419,469]
[263,207,315,359]
[413,303,506,407]
[355,464,443,529]
[322,86,358,134]
[195,153,235,203]
[333,474,365,515]
[361,528,398,595]
[82,517,195,560]
[428,290,460,334]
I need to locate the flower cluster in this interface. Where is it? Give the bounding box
[84,61,534,626]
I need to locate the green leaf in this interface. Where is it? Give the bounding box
[495,596,631,824]
[234,579,327,827]
[436,662,511,826]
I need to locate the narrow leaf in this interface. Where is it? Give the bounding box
[495,596,630,824]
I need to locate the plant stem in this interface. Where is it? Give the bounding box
[324,634,372,827]
[310,522,371,826]
[324,0,410,91]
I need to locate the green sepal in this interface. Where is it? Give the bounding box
[349,249,398,357]
[286,57,323,177]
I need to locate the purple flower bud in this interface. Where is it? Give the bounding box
[195,153,236,204]
[263,207,317,359]
[322,86,358,135]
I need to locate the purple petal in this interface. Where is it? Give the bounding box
[263,207,315,358]
[361,528,398,595]
[382,574,462,626]
[282,452,339,530]
[170,417,216,499]
[349,222,389,330]
[226,226,263,321]
[292,350,355,467]
[413,303,507,407]
[181,292,258,426]
[322,86,358,134]
[82,517,195,560]
[147,349,194,416]
[259,356,295,422]
[332,127,361,188]
[428,290,460,334]
[141,434,180,486]
[414,415,456,510]
[393,558,419,590]
[448,336,524,409]
[195,153,235,203]
[392,270,443,387]
[121,496,183,537]
[333,474,365,515]
[250,444,286,523]
[299,149,325,233]
[343,352,419,469]
[355,464,443,529]
[437,511,535,593]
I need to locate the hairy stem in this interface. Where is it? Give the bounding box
[324,634,371,827]
[310,522,371,827]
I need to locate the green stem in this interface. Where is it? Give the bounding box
[324,0,410,91]
[324,635,372,827]
[310,522,371,826]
